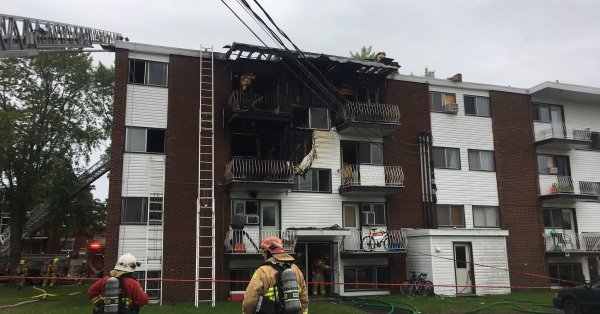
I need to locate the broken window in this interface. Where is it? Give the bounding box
[342,141,383,165]
[293,107,329,130]
[128,59,168,87]
[231,134,259,158]
[125,127,166,153]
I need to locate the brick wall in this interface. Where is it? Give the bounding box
[384,80,431,289]
[105,49,128,267]
[490,91,547,287]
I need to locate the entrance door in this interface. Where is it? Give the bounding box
[550,106,565,138]
[343,204,360,251]
[260,201,279,240]
[454,243,474,294]
[295,242,334,295]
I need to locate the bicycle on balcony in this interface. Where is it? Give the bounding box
[400,271,434,296]
[361,227,388,252]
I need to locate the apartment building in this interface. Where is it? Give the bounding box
[106,41,600,303]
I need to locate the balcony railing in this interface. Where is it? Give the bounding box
[539,175,600,196]
[341,102,401,124]
[341,164,404,187]
[342,229,407,252]
[535,124,593,142]
[225,158,295,183]
[227,90,292,115]
[544,232,600,252]
[225,229,297,254]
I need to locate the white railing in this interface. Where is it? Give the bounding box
[544,233,600,252]
[539,175,600,196]
[341,164,404,187]
[341,102,401,124]
[535,123,593,142]
[227,90,292,114]
[225,229,297,254]
[342,229,407,252]
[225,158,294,183]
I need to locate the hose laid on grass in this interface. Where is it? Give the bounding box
[340,296,420,314]
[463,301,558,314]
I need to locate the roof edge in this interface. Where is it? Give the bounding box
[115,41,227,59]
[389,73,528,94]
[528,81,600,95]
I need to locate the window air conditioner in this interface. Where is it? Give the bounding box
[444,103,458,114]
[549,167,559,174]
[245,215,260,225]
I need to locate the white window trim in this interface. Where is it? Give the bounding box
[472,206,500,228]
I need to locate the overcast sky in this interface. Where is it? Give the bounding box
[6,0,600,200]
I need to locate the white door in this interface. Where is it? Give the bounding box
[343,204,360,251]
[550,107,565,138]
[454,243,474,294]
[561,209,577,250]
[260,201,280,241]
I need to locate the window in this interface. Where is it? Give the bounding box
[468,150,495,171]
[433,147,460,169]
[132,271,162,299]
[464,96,490,117]
[532,103,564,124]
[231,134,259,158]
[361,203,386,225]
[0,211,9,233]
[293,107,329,130]
[437,205,464,227]
[60,239,75,252]
[543,208,574,230]
[230,269,255,292]
[344,266,389,291]
[473,206,499,228]
[430,92,456,112]
[128,59,168,87]
[341,141,383,166]
[125,127,165,153]
[231,200,259,226]
[293,169,331,192]
[121,197,163,224]
[549,264,583,286]
[537,155,570,175]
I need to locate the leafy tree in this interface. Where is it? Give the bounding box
[424,67,436,78]
[0,53,113,269]
[350,46,375,60]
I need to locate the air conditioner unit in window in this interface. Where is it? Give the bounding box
[246,215,259,225]
[549,167,559,174]
[444,103,458,114]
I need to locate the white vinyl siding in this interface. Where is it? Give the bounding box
[118,225,163,271]
[122,154,165,196]
[125,85,168,129]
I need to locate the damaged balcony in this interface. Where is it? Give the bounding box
[224,158,295,191]
[336,102,401,137]
[339,164,404,196]
[225,229,297,255]
[534,123,595,150]
[539,175,600,201]
[544,232,600,254]
[341,229,407,256]
[225,90,293,125]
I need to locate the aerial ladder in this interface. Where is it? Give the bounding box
[0,155,110,254]
[0,14,126,58]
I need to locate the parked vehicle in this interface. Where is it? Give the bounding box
[553,277,600,314]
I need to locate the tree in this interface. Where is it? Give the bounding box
[0,53,113,269]
[424,67,436,78]
[350,46,375,60]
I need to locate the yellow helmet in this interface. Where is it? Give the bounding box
[19,259,26,265]
[53,258,59,263]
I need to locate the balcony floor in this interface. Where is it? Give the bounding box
[338,185,403,196]
[535,138,591,150]
[226,180,294,192]
[336,121,400,137]
[540,193,599,201]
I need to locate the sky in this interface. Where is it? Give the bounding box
[6,0,600,200]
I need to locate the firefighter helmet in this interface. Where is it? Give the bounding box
[259,236,285,254]
[53,258,59,263]
[114,254,140,273]
[19,259,26,265]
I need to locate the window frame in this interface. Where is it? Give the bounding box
[230,200,280,226]
[436,204,465,228]
[537,154,571,175]
[229,269,255,292]
[430,92,457,113]
[125,127,166,154]
[128,59,168,87]
[543,208,576,230]
[131,271,162,299]
[293,168,332,193]
[121,197,163,225]
[60,238,75,252]
[464,95,491,117]
[468,149,495,172]
[472,206,500,228]
[343,266,389,292]
[361,203,386,226]
[433,147,461,170]
[548,263,583,286]
[293,107,330,130]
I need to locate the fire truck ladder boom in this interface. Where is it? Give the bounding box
[0,14,125,58]
[0,155,110,253]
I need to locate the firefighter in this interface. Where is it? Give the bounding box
[42,259,52,287]
[15,259,28,290]
[243,236,309,314]
[311,254,331,295]
[78,260,88,285]
[48,257,60,288]
[87,254,149,313]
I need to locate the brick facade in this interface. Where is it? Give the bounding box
[490,91,547,286]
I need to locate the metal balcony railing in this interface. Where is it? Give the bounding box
[225,158,294,183]
[544,232,600,252]
[341,164,404,187]
[540,175,600,196]
[342,229,407,252]
[341,102,401,124]
[227,90,292,114]
[535,123,593,142]
[225,229,297,253]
